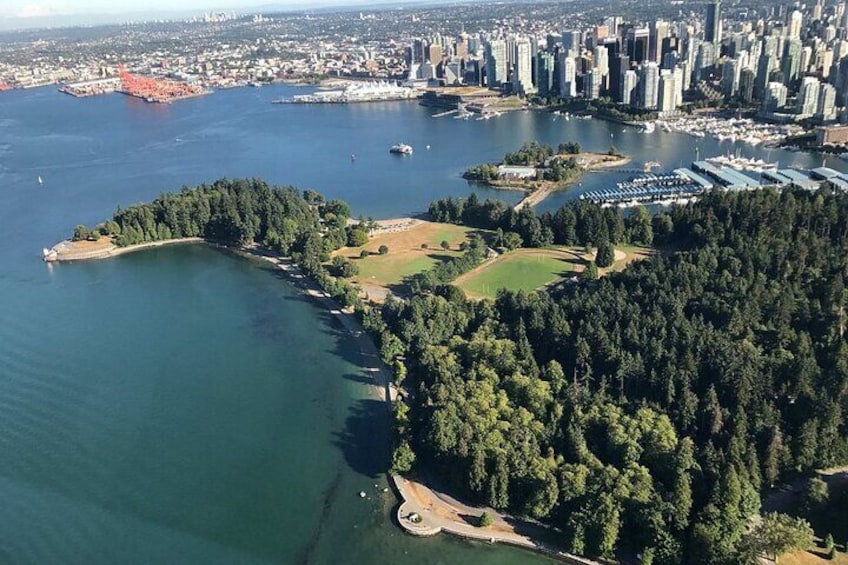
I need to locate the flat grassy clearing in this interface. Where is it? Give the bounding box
[333,221,478,294]
[780,548,848,565]
[455,248,580,299]
[568,243,656,275]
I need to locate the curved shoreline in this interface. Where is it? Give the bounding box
[43,236,595,564]
[45,237,204,262]
[44,237,394,406]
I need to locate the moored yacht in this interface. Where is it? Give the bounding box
[390,143,413,155]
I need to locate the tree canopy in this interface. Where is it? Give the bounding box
[376,187,848,563]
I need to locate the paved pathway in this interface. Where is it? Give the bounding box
[392,475,603,565]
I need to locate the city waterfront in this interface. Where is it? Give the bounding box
[0,84,843,564]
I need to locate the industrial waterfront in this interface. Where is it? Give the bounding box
[0,83,843,564]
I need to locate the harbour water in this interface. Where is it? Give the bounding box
[0,84,840,564]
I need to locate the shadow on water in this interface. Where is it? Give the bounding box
[333,398,391,479]
[240,251,394,479]
[294,467,343,565]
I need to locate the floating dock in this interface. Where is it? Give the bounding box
[581,171,711,206]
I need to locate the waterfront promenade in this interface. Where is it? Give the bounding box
[392,475,603,565]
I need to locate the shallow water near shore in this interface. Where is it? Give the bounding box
[0,83,840,564]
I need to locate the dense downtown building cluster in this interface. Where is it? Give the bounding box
[0,0,846,126]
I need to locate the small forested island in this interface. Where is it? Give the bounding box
[462,141,628,197]
[55,180,848,565]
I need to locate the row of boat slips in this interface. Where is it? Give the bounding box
[580,172,709,205]
[763,166,848,191]
[692,161,761,191]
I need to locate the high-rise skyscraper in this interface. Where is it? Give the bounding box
[661,36,680,67]
[650,20,670,64]
[638,62,660,109]
[755,53,776,99]
[485,39,508,87]
[817,83,837,120]
[788,10,803,40]
[536,52,556,96]
[585,69,603,99]
[705,1,722,44]
[695,42,716,82]
[611,54,630,103]
[594,46,609,76]
[722,59,740,97]
[658,71,678,114]
[782,39,802,85]
[513,38,535,95]
[762,81,787,113]
[627,27,650,63]
[739,68,755,102]
[622,70,639,106]
[557,53,577,97]
[796,76,820,115]
[562,30,581,55]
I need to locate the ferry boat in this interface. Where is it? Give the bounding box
[390,143,413,155]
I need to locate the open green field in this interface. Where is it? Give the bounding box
[334,221,477,294]
[455,249,580,299]
[354,252,455,287]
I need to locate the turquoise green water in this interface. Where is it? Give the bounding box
[0,243,552,564]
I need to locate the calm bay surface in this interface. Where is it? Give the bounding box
[0,84,841,564]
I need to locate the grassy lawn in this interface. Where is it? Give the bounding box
[456,248,579,299]
[334,221,478,292]
[354,252,455,287]
[780,548,848,565]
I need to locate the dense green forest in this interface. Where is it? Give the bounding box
[429,192,659,248]
[370,187,848,564]
[79,178,366,307]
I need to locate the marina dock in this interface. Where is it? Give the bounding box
[581,157,848,207]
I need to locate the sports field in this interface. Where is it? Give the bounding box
[455,248,579,299]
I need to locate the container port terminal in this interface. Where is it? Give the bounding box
[58,66,209,104]
[582,160,848,207]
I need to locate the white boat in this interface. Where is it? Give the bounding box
[390,143,413,155]
[641,122,655,133]
[37,176,43,185]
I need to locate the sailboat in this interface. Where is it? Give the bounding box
[37,176,43,185]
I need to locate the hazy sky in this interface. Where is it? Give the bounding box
[0,0,368,18]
